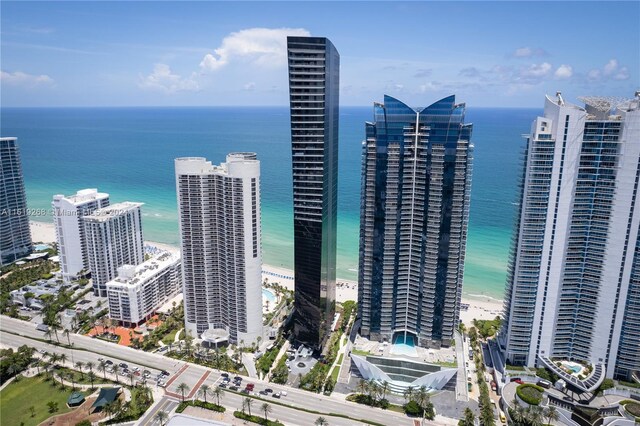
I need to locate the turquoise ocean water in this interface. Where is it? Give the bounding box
[0,106,539,299]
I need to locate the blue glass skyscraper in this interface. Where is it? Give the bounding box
[357,95,473,348]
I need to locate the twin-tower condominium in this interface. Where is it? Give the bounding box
[501,93,640,385]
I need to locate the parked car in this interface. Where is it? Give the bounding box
[265,388,273,393]
[229,386,239,391]
[537,379,551,389]
[221,373,229,378]
[272,392,281,398]
[280,391,287,397]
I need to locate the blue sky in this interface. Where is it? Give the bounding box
[1,1,638,107]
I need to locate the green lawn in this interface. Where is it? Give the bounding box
[351,349,371,356]
[0,375,85,426]
[161,328,183,345]
[330,366,340,381]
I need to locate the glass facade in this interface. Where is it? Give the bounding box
[357,95,473,348]
[0,137,32,266]
[287,36,339,350]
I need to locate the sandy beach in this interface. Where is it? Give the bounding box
[30,220,503,323]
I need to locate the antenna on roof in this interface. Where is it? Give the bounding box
[556,92,564,106]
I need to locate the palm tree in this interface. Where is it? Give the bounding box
[85,361,94,374]
[213,386,224,406]
[45,329,54,343]
[511,399,526,424]
[198,384,210,403]
[261,403,272,422]
[88,371,97,389]
[155,410,169,426]
[98,360,107,381]
[58,353,68,367]
[528,406,544,426]
[460,407,475,426]
[243,397,253,416]
[63,329,72,346]
[315,417,329,426]
[68,370,77,390]
[177,382,190,402]
[416,385,430,409]
[75,361,84,379]
[403,385,415,403]
[128,372,135,387]
[381,380,390,400]
[357,379,367,395]
[545,406,559,425]
[112,364,120,383]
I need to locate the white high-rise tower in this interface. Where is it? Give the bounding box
[501,93,640,387]
[175,153,263,346]
[52,189,110,283]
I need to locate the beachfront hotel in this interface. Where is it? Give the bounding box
[52,189,110,283]
[0,137,32,266]
[84,202,145,297]
[175,154,263,346]
[501,93,640,386]
[287,36,339,350]
[357,95,474,348]
[106,250,181,327]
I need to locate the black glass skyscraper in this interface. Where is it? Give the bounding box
[287,36,339,350]
[357,95,473,348]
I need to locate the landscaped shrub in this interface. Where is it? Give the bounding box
[176,400,225,413]
[233,410,284,425]
[516,383,544,405]
[404,400,422,416]
[622,401,640,417]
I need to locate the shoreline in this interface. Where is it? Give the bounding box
[29,220,503,323]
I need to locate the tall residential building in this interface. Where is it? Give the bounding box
[501,93,640,385]
[84,202,144,297]
[106,251,181,327]
[357,95,473,348]
[0,137,32,266]
[175,154,263,346]
[287,36,339,350]
[52,189,110,282]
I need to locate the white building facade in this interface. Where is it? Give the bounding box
[175,154,263,346]
[106,251,181,326]
[501,93,640,382]
[84,202,145,297]
[52,189,110,283]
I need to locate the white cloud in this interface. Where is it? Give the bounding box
[244,82,256,91]
[603,59,618,76]
[521,62,552,78]
[0,70,54,87]
[554,64,573,79]
[200,27,310,72]
[138,64,200,93]
[419,81,441,93]
[511,47,548,58]
[587,59,629,81]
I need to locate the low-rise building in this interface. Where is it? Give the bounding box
[106,251,181,326]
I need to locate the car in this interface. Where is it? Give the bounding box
[280,391,287,397]
[265,388,273,393]
[119,363,128,369]
[259,390,268,395]
[161,370,169,376]
[272,392,281,398]
[158,382,166,388]
[105,360,113,365]
[219,383,227,388]
[515,379,523,384]
[97,357,104,362]
[221,373,229,378]
[246,383,255,390]
[229,386,239,391]
[40,349,47,354]
[234,376,242,381]
[133,367,140,372]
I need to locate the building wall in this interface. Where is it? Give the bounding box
[0,137,32,266]
[175,154,262,346]
[107,254,181,326]
[84,203,144,296]
[502,94,640,378]
[52,189,110,282]
[288,36,339,350]
[358,95,473,348]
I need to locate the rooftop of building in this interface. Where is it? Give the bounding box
[175,153,259,175]
[0,137,18,141]
[53,188,109,204]
[84,201,143,221]
[546,91,640,119]
[108,250,180,287]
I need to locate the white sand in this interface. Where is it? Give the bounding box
[31,220,504,323]
[30,221,56,244]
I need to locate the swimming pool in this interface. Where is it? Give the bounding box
[390,333,418,357]
[34,244,50,251]
[262,289,276,303]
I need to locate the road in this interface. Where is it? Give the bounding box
[1,317,416,425]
